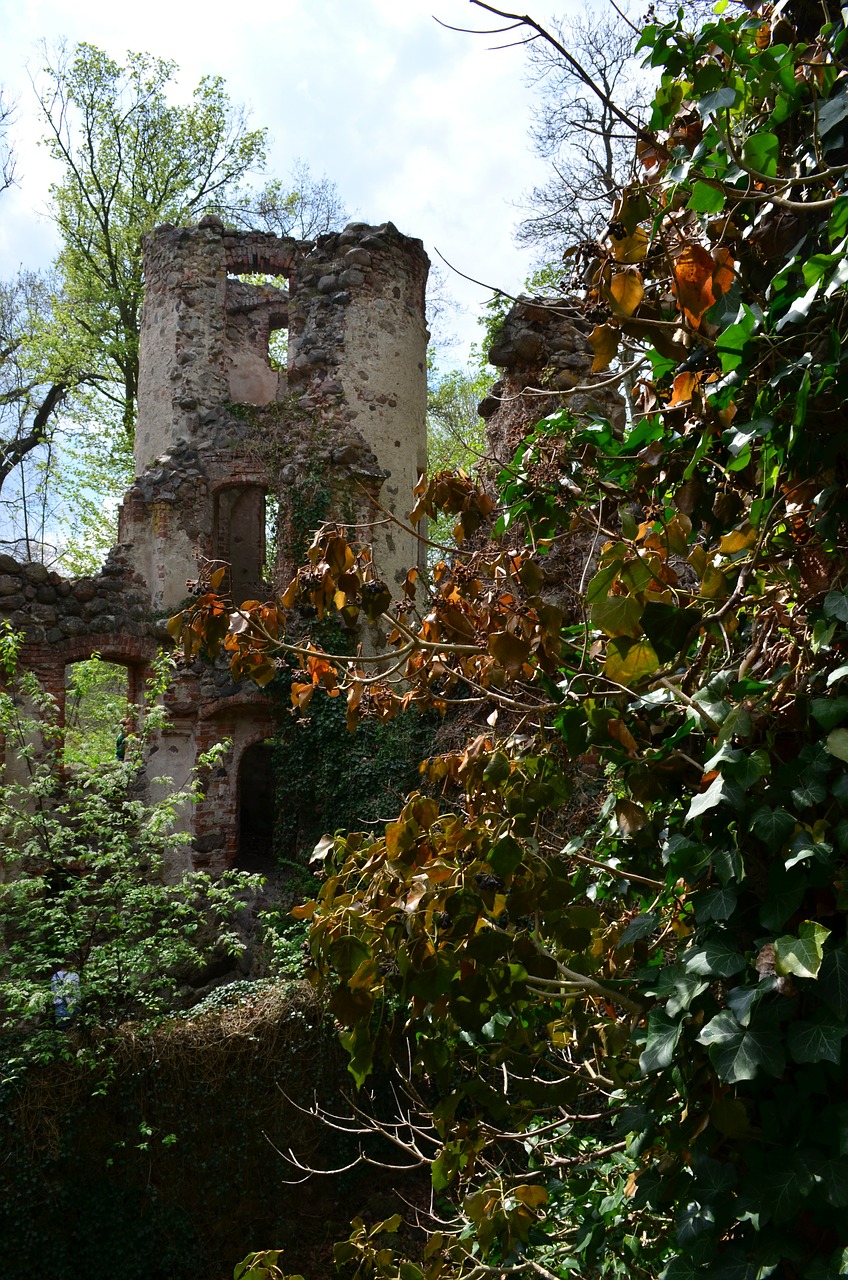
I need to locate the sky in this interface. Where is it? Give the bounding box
[0,0,565,359]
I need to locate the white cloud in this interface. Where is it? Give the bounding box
[0,0,565,352]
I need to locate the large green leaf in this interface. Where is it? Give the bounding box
[819,946,848,1017]
[618,911,658,947]
[698,1010,784,1083]
[750,805,795,846]
[684,932,746,978]
[591,595,644,638]
[655,965,709,1017]
[741,131,779,177]
[694,886,737,922]
[774,920,831,978]
[759,863,806,931]
[686,775,737,820]
[759,1158,813,1224]
[641,1009,684,1073]
[640,603,701,663]
[787,1017,846,1065]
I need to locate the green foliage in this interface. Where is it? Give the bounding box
[426,361,490,550]
[273,648,439,863]
[291,6,848,1278]
[0,637,257,1075]
[175,6,848,1277]
[63,655,128,768]
[37,41,267,441]
[0,981,344,1280]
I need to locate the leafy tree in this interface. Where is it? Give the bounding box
[0,632,255,1079]
[34,41,268,441]
[0,88,15,197]
[246,158,350,241]
[29,43,348,567]
[0,269,68,561]
[517,6,649,255]
[178,3,848,1277]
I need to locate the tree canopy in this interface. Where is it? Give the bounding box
[35,41,269,440]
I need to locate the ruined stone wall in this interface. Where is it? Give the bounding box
[3,216,430,874]
[480,296,626,624]
[480,296,625,462]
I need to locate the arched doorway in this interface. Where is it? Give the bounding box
[64,657,130,768]
[236,740,276,872]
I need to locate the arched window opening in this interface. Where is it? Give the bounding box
[214,485,267,605]
[236,740,276,872]
[64,658,130,768]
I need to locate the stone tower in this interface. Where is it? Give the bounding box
[121,217,429,614]
[1,217,430,872]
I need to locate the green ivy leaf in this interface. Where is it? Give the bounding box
[654,966,709,1018]
[694,887,737,922]
[785,829,833,870]
[726,977,775,1028]
[819,946,848,1018]
[757,1163,810,1225]
[750,806,795,847]
[819,1157,848,1208]
[488,834,524,878]
[641,602,701,663]
[773,920,831,979]
[741,131,779,176]
[716,304,757,374]
[686,775,737,820]
[812,697,848,730]
[684,932,746,978]
[640,1009,683,1073]
[824,591,848,622]
[787,1017,846,1065]
[696,86,737,118]
[592,595,644,638]
[687,181,725,214]
[759,863,806,931]
[828,194,848,243]
[676,1200,716,1246]
[698,1010,784,1083]
[618,912,659,947]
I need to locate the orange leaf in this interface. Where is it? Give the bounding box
[608,269,644,318]
[608,722,639,756]
[291,681,315,709]
[589,324,620,373]
[669,371,698,406]
[672,244,717,328]
[712,247,736,301]
[636,140,664,177]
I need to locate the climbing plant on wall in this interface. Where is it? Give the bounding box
[177,3,848,1277]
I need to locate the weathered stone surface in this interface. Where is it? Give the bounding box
[23,562,49,583]
[6,214,429,879]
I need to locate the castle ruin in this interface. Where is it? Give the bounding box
[0,218,429,871]
[0,214,624,872]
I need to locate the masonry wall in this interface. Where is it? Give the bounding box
[2,216,431,874]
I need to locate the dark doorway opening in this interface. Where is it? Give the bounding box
[237,741,276,872]
[214,484,266,605]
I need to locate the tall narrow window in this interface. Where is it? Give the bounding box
[236,740,276,872]
[213,485,267,605]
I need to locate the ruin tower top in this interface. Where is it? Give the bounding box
[128,219,430,612]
